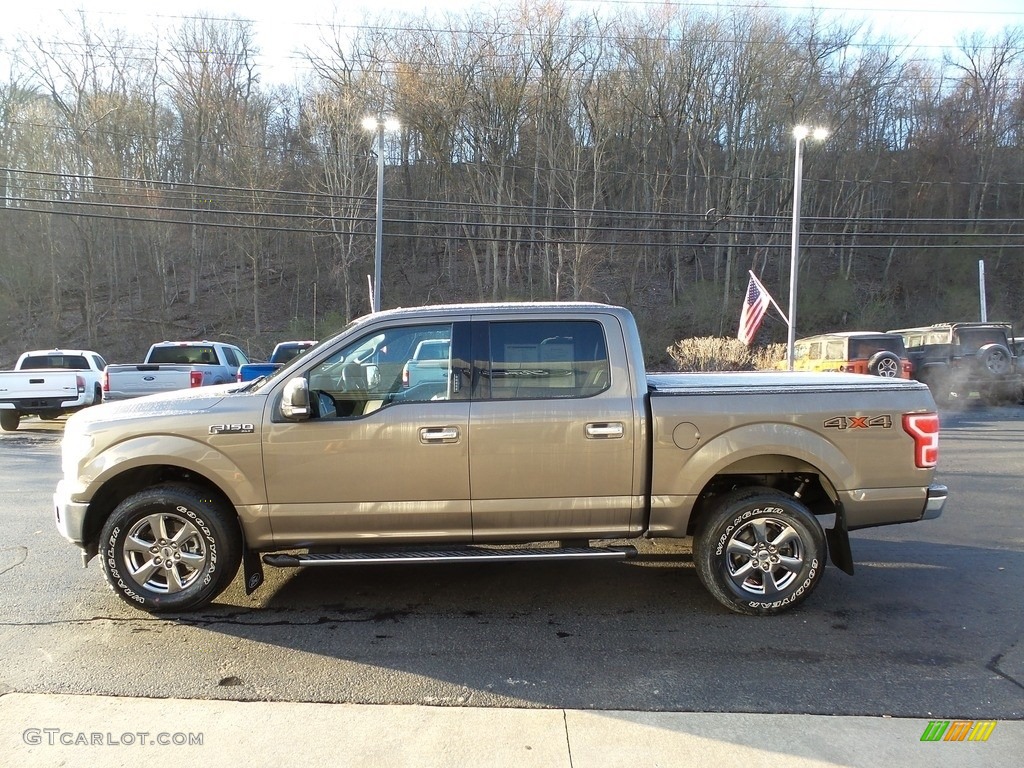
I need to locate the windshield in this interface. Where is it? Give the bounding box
[148,345,218,365]
[272,342,317,364]
[20,354,90,369]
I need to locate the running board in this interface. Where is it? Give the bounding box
[263,545,637,568]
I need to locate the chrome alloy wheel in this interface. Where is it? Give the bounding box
[724,517,805,596]
[876,357,899,377]
[122,512,208,594]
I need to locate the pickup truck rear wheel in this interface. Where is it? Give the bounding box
[0,411,20,431]
[99,484,242,612]
[694,488,826,616]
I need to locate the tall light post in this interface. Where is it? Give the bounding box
[786,125,829,370]
[362,115,400,312]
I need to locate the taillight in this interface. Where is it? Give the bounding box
[190,370,204,388]
[903,413,939,468]
[76,374,85,394]
[102,369,109,392]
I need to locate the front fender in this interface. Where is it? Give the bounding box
[78,433,265,508]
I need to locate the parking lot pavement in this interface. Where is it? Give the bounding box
[2,693,1019,768]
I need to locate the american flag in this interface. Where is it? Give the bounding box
[738,275,771,345]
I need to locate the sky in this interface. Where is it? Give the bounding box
[3,0,1024,85]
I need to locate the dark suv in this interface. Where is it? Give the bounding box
[888,322,1022,405]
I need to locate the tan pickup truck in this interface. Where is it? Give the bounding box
[53,303,946,615]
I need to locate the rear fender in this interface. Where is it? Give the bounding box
[650,422,853,536]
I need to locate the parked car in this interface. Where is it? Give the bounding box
[102,341,250,401]
[789,332,912,379]
[55,302,945,616]
[0,349,106,431]
[888,322,1022,405]
[236,340,317,382]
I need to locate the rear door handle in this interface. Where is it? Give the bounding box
[586,422,624,439]
[420,426,460,443]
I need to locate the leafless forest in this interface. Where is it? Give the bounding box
[1,3,1023,364]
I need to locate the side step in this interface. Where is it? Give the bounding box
[263,545,637,568]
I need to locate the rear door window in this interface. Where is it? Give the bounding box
[481,320,609,400]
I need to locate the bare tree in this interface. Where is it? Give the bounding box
[165,15,261,305]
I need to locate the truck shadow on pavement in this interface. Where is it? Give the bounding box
[167,535,1024,718]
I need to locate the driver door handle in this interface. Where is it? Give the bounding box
[586,422,624,439]
[420,426,460,444]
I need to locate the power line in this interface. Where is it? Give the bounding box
[4,195,1022,253]
[6,165,1024,228]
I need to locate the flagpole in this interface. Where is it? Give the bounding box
[786,126,829,370]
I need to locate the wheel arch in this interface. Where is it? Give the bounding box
[81,465,239,554]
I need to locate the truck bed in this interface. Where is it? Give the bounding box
[645,369,938,535]
[645,370,927,394]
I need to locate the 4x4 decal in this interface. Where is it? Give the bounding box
[824,415,893,430]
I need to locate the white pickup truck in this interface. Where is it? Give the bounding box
[0,349,106,431]
[401,337,451,389]
[102,341,250,401]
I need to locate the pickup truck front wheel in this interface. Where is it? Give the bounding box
[694,488,826,616]
[99,485,242,612]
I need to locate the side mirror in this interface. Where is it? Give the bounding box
[281,377,311,421]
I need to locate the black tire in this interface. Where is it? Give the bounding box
[0,410,20,432]
[99,484,242,612]
[93,383,102,405]
[920,368,953,406]
[694,487,826,616]
[977,343,1011,377]
[867,351,901,378]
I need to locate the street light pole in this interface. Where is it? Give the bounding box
[362,116,399,313]
[786,125,828,370]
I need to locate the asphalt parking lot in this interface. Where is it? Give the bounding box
[0,404,1021,719]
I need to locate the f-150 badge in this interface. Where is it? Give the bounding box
[209,423,255,434]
